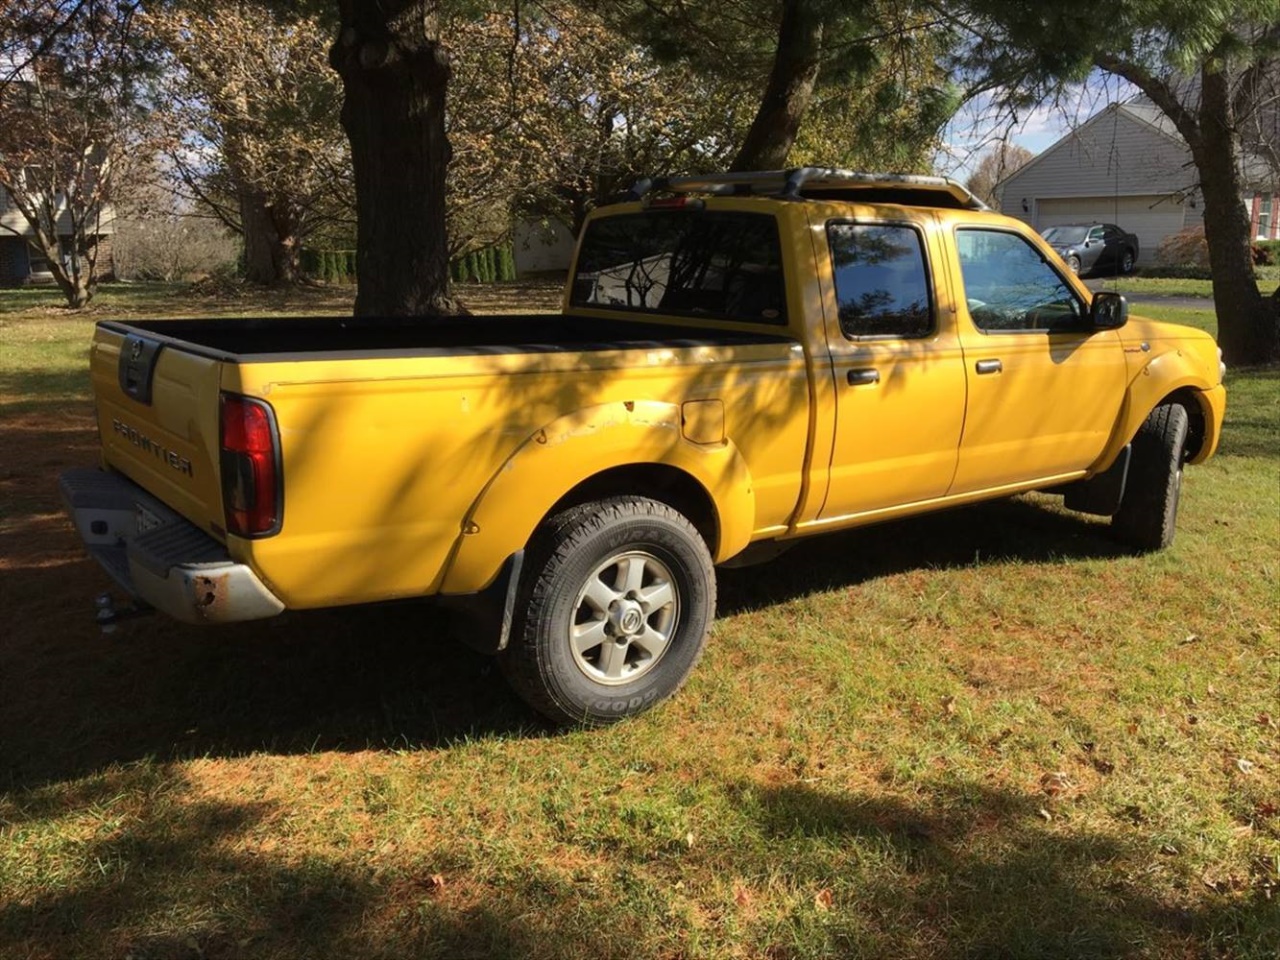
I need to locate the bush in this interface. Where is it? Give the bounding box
[1254,239,1280,266]
[111,215,239,282]
[449,243,517,284]
[497,243,516,281]
[1155,226,1210,269]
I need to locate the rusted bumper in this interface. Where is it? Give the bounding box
[59,468,285,624]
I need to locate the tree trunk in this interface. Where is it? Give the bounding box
[239,187,301,286]
[36,235,93,309]
[1197,65,1279,364]
[330,0,460,317]
[730,1,825,172]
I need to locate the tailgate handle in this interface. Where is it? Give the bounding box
[118,334,164,405]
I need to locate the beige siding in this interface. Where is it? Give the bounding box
[0,188,115,237]
[997,108,1196,214]
[1036,196,1185,265]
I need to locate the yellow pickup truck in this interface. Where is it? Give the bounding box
[61,169,1226,725]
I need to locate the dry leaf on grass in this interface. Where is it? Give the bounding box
[1040,772,1074,795]
[814,888,834,911]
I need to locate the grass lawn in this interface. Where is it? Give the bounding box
[1090,266,1280,299]
[1,285,1276,959]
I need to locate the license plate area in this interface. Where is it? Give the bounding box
[135,503,164,535]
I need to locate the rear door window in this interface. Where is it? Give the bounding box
[571,211,786,324]
[827,222,933,338]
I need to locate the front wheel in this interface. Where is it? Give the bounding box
[1111,403,1189,552]
[1066,254,1082,275]
[500,497,716,726]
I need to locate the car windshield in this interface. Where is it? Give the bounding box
[1041,226,1089,244]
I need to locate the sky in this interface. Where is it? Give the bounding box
[935,74,1139,183]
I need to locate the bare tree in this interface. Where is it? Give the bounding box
[0,0,155,308]
[965,142,1034,208]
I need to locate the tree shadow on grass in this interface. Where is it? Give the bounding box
[0,764,662,960]
[0,570,541,792]
[731,779,1279,959]
[5,765,1274,960]
[719,495,1126,616]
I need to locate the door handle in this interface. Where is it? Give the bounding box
[847,368,881,385]
[975,359,1003,375]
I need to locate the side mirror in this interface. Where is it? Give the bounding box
[1091,291,1128,330]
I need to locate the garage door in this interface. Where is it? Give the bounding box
[1035,195,1187,266]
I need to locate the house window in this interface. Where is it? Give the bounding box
[1260,194,1273,239]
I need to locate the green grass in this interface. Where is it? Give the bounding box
[1091,269,1279,298]
[1,285,1277,959]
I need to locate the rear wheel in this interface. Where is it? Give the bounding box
[500,497,715,726]
[1121,249,1136,274]
[1111,403,1189,552]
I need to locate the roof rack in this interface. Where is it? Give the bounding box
[625,167,990,211]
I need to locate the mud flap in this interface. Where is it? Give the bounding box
[438,551,525,655]
[1063,445,1131,517]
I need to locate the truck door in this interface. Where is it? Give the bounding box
[947,226,1127,492]
[814,209,968,519]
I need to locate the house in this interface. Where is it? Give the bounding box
[995,98,1279,265]
[0,185,115,285]
[512,217,576,275]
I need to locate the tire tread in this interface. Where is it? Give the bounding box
[500,497,715,725]
[1111,402,1189,552]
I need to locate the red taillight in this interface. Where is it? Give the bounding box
[220,393,281,537]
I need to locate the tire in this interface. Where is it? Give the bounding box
[1111,403,1190,552]
[1120,249,1136,274]
[1066,254,1082,276]
[500,497,716,726]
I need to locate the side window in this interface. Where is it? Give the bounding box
[1087,225,1105,242]
[955,229,1086,333]
[827,222,932,338]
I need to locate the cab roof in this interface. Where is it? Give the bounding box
[626,168,990,212]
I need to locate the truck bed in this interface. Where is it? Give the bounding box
[102,314,795,361]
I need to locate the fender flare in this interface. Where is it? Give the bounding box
[1093,352,1219,472]
[439,400,757,595]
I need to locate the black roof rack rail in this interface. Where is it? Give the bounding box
[624,167,990,211]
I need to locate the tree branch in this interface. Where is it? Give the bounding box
[1093,51,1202,154]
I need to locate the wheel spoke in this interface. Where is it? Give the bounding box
[581,575,619,613]
[597,637,629,679]
[569,548,682,686]
[618,555,647,595]
[632,625,669,660]
[639,580,673,613]
[572,619,609,654]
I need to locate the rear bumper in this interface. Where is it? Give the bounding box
[58,468,285,624]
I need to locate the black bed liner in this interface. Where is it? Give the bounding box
[101,314,795,362]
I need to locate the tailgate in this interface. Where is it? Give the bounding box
[91,324,226,539]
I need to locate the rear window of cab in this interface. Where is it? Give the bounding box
[571,211,787,325]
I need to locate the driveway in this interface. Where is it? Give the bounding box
[1084,278,1214,312]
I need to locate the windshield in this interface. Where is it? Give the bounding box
[1041,226,1089,245]
[571,210,787,325]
